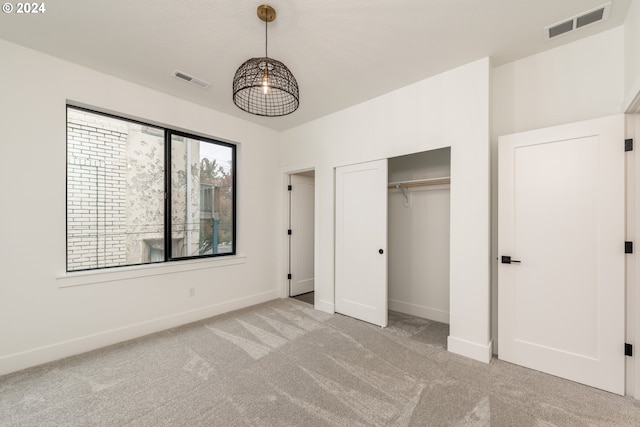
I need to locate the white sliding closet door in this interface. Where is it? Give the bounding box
[335,159,388,327]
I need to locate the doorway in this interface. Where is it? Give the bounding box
[334,148,451,337]
[288,171,315,303]
[388,148,451,325]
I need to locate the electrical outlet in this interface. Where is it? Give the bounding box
[188,287,196,297]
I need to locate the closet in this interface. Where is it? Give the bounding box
[388,147,451,324]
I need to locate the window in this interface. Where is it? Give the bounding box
[66,106,235,272]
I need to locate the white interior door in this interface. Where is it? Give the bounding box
[335,159,388,327]
[498,115,625,395]
[289,174,315,297]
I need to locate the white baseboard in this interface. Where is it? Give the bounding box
[388,299,449,324]
[0,289,278,376]
[447,336,493,364]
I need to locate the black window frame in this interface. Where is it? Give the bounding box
[66,105,237,272]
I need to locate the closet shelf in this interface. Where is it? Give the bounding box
[388,177,450,189]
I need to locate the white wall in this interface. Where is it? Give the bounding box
[388,149,451,323]
[388,188,450,322]
[491,27,625,353]
[625,0,640,111]
[0,40,281,375]
[493,27,624,138]
[279,58,492,363]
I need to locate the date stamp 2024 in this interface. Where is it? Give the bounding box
[2,2,46,14]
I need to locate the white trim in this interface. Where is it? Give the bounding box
[631,113,640,399]
[448,336,493,363]
[623,77,640,114]
[315,299,335,315]
[57,255,246,288]
[281,165,318,303]
[282,171,292,299]
[332,145,451,171]
[0,289,276,376]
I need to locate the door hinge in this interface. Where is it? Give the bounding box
[626,241,633,254]
[288,185,292,191]
[625,138,634,152]
[287,273,292,280]
[287,229,292,235]
[626,343,633,357]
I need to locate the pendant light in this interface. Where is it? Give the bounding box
[232,5,300,117]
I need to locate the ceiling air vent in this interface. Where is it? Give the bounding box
[544,2,611,40]
[576,8,605,28]
[172,70,211,89]
[548,20,574,38]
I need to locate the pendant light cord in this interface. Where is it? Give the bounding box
[265,17,268,58]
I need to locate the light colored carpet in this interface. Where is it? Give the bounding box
[1,298,640,426]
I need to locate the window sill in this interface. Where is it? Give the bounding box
[56,255,247,288]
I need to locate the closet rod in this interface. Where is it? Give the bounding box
[388,177,450,189]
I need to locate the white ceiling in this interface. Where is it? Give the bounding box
[0,0,631,130]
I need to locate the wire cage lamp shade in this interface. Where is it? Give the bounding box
[233,57,299,116]
[232,4,299,117]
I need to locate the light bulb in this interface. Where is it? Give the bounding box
[262,70,269,94]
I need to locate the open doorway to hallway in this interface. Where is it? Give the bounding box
[287,170,315,304]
